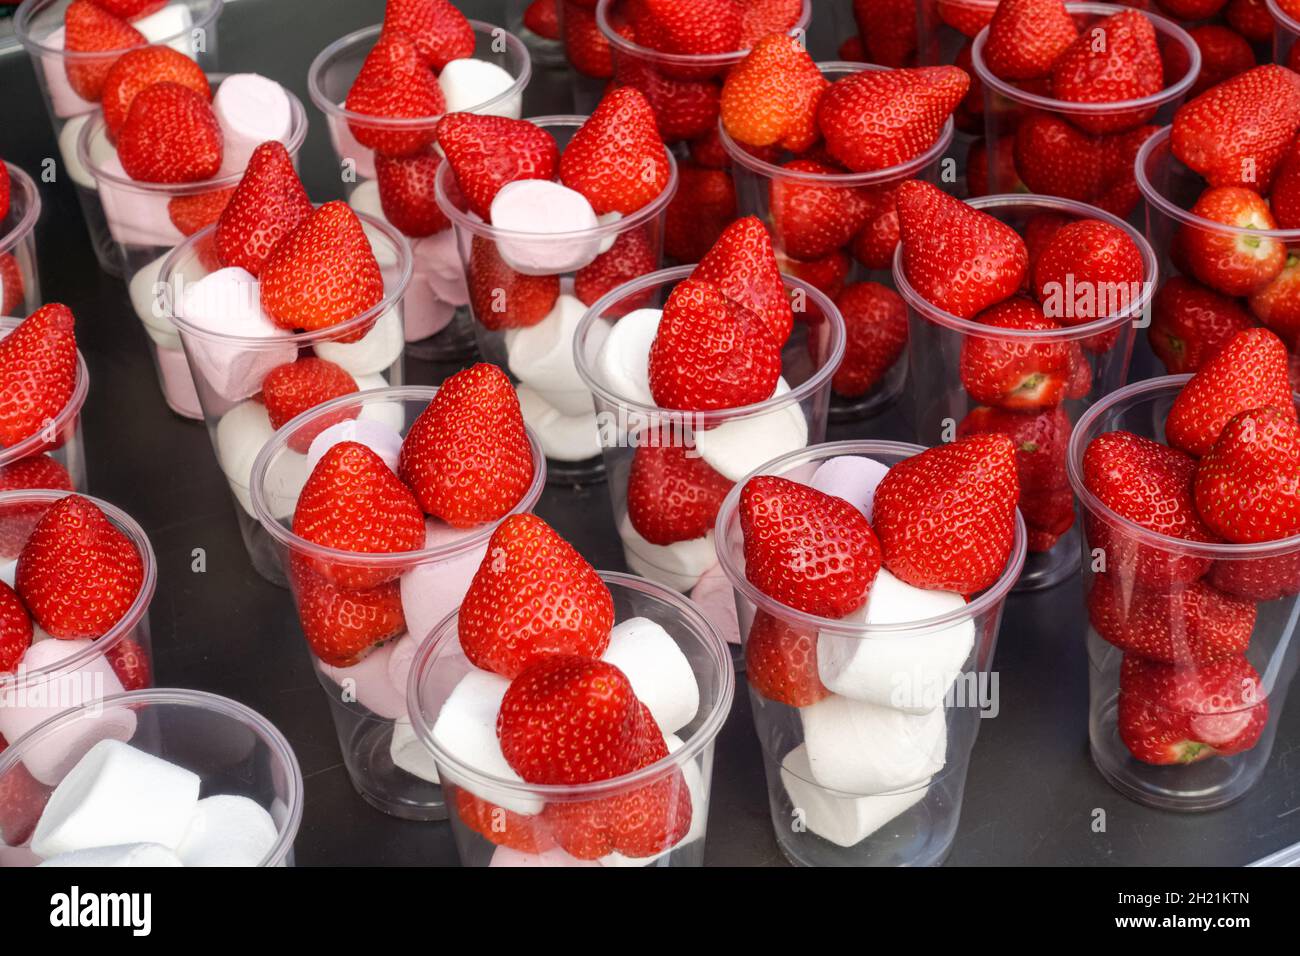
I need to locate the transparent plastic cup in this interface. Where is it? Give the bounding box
[249,387,546,821]
[14,0,224,276]
[436,114,678,484]
[0,163,42,319]
[0,318,89,493]
[893,193,1155,591]
[713,439,1027,866]
[1270,0,1300,70]
[161,212,411,583]
[406,571,734,866]
[1067,376,1300,811]
[0,688,302,866]
[308,20,531,362]
[719,62,952,421]
[508,0,566,68]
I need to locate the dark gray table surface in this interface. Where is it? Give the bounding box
[0,0,1295,866]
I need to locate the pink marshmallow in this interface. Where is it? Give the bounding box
[414,230,469,307]
[690,564,741,645]
[97,155,184,248]
[153,344,202,419]
[213,74,293,176]
[37,28,97,120]
[317,640,406,721]
[399,521,489,645]
[808,456,891,522]
[327,107,377,181]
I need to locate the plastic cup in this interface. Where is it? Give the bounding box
[406,570,734,866]
[14,0,224,276]
[436,114,678,484]
[249,386,546,821]
[0,318,89,493]
[161,212,411,583]
[0,688,302,866]
[1067,376,1300,811]
[1270,0,1300,70]
[308,20,531,362]
[893,193,1155,591]
[713,439,1027,866]
[0,163,42,319]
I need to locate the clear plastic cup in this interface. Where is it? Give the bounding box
[970,2,1199,215]
[406,571,734,866]
[14,0,224,276]
[719,62,953,421]
[0,688,302,866]
[893,193,1155,591]
[1270,0,1300,70]
[249,387,546,821]
[161,212,411,582]
[308,20,531,362]
[508,0,566,68]
[436,114,678,484]
[0,163,42,319]
[713,439,1027,866]
[1067,376,1300,811]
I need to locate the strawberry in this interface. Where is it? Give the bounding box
[1168,25,1254,99]
[853,0,917,67]
[1248,255,1300,349]
[936,0,995,36]
[982,0,1078,82]
[261,358,361,453]
[614,57,722,143]
[467,235,560,330]
[848,185,901,270]
[1165,328,1296,457]
[383,0,476,70]
[1210,549,1300,601]
[691,215,793,344]
[0,304,78,449]
[167,187,233,237]
[816,66,968,173]
[16,495,143,640]
[0,163,9,228]
[896,180,1027,320]
[1155,0,1229,16]
[685,126,735,169]
[1032,219,1145,330]
[767,160,871,262]
[1020,487,1076,544]
[289,556,405,667]
[214,141,314,277]
[1012,114,1157,218]
[779,249,850,300]
[1088,575,1255,665]
[1149,276,1255,374]
[398,363,535,527]
[1049,10,1162,135]
[574,226,658,308]
[872,434,1020,594]
[739,0,803,46]
[497,653,642,784]
[259,201,385,332]
[626,440,733,545]
[1225,0,1273,43]
[1272,138,1300,231]
[647,279,781,410]
[1193,407,1300,544]
[628,0,743,58]
[0,757,48,848]
[957,404,1071,495]
[1179,187,1285,297]
[830,282,908,398]
[0,459,72,560]
[965,136,1021,198]
[63,0,145,101]
[562,0,614,79]
[344,31,445,157]
[453,788,555,853]
[373,147,450,238]
[100,44,210,138]
[664,164,736,261]
[0,581,31,673]
[116,82,223,183]
[104,637,150,690]
[745,610,828,707]
[959,297,1074,411]
[740,475,881,618]
[559,87,670,216]
[523,0,560,40]
[719,35,827,153]
[436,113,560,220]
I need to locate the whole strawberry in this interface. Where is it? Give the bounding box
[628,0,743,58]
[1194,407,1300,543]
[105,637,151,691]
[0,304,78,449]
[290,556,405,667]
[830,282,908,398]
[523,0,561,40]
[1049,9,1162,135]
[437,113,560,220]
[957,404,1071,495]
[116,82,223,183]
[1011,114,1157,218]
[1180,186,1285,297]
[375,147,450,238]
[664,163,736,261]
[214,141,314,277]
[344,31,445,157]
[745,610,828,707]
[626,441,732,546]
[383,0,476,70]
[720,34,827,153]
[261,358,360,453]
[0,581,32,673]
[100,45,211,138]
[63,0,146,101]
[768,159,873,261]
[467,236,560,330]
[691,216,793,345]
[168,187,234,237]
[1149,276,1255,374]
[574,227,658,309]
[982,0,1077,82]
[1088,574,1255,665]
[959,297,1074,411]
[1032,219,1145,332]
[559,87,670,216]
[454,788,554,854]
[1248,255,1300,349]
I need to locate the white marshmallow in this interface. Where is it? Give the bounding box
[215,399,273,517]
[306,416,403,475]
[389,717,440,784]
[39,843,184,867]
[400,521,487,649]
[347,178,385,222]
[816,569,975,714]
[0,558,15,589]
[515,386,600,463]
[689,563,741,645]
[37,29,96,120]
[402,276,457,342]
[438,58,522,118]
[415,229,470,307]
[328,104,376,181]
[694,379,809,483]
[319,639,407,721]
[176,795,278,867]
[98,154,185,247]
[491,845,601,867]
[213,74,293,176]
[129,252,183,349]
[599,732,705,866]
[506,293,605,417]
[808,456,890,521]
[800,693,946,794]
[134,4,196,54]
[593,308,660,406]
[0,844,44,867]
[601,618,698,735]
[57,114,96,189]
[618,514,715,592]
[313,307,404,376]
[155,344,203,418]
[31,739,200,858]
[489,180,604,275]
[780,744,929,849]
[355,375,406,433]
[386,634,416,696]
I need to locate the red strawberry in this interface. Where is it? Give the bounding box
[982,0,1078,82]
[663,163,736,261]
[647,279,781,410]
[1248,255,1300,349]
[261,358,361,453]
[0,304,78,448]
[1193,407,1300,544]
[896,180,1027,320]
[259,201,385,331]
[1032,219,1145,330]
[374,147,450,238]
[719,35,827,153]
[167,187,233,237]
[959,297,1074,411]
[1271,138,1300,230]
[872,434,1021,593]
[454,788,555,853]
[562,0,614,79]
[691,215,793,344]
[848,185,901,270]
[523,0,560,40]
[852,0,917,67]
[745,610,828,706]
[0,758,48,847]
[830,281,908,398]
[957,404,1071,494]
[767,160,871,262]
[574,226,658,308]
[0,163,8,223]
[936,0,995,36]
[816,66,968,173]
[0,459,72,559]
[116,82,223,183]
[1155,0,1229,16]
[467,235,560,330]
[398,363,535,527]
[628,0,743,58]
[1179,187,1285,297]
[214,141,314,277]
[105,637,151,690]
[616,57,722,143]
[289,556,405,667]
[1210,550,1300,601]
[0,581,31,673]
[1012,114,1157,218]
[560,87,670,216]
[1170,25,1254,99]
[739,0,803,45]
[626,441,733,545]
[344,32,444,157]
[100,45,210,138]
[1088,574,1255,665]
[1049,10,1162,135]
[16,495,143,639]
[1225,0,1273,43]
[0,254,18,317]
[383,0,476,70]
[1149,276,1255,374]
[779,249,850,300]
[1020,487,1076,542]
[436,113,560,220]
[965,136,1021,198]
[63,0,145,101]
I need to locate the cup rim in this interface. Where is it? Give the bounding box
[0,686,304,867]
[433,114,680,241]
[307,20,532,129]
[595,0,812,69]
[0,319,90,468]
[890,192,1158,340]
[1066,373,1300,559]
[160,209,414,347]
[0,164,43,257]
[15,0,226,58]
[1266,0,1300,34]
[0,490,157,687]
[248,385,548,566]
[970,1,1201,117]
[717,62,956,185]
[405,569,737,800]
[572,265,846,420]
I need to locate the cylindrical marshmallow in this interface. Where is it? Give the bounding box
[400,521,487,646]
[808,456,890,521]
[618,515,715,593]
[601,618,699,735]
[593,308,660,407]
[58,114,96,190]
[314,307,404,376]
[800,693,947,794]
[694,380,808,483]
[129,252,183,349]
[38,29,96,120]
[319,639,407,721]
[176,795,279,867]
[505,293,602,417]
[689,563,741,645]
[515,387,600,463]
[438,58,522,118]
[98,155,185,247]
[213,74,293,176]
[39,843,184,867]
[306,416,404,476]
[491,845,601,867]
[134,5,196,53]
[415,229,470,307]
[155,344,203,418]
[489,180,603,275]
[780,744,929,848]
[389,716,440,784]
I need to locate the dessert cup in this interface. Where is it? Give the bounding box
[308,20,531,362]
[719,62,952,422]
[1269,0,1300,70]
[162,212,411,584]
[1068,376,1300,811]
[0,688,302,866]
[713,439,1027,866]
[249,387,546,821]
[14,0,224,276]
[0,163,42,319]
[406,571,734,866]
[436,114,678,484]
[893,193,1155,592]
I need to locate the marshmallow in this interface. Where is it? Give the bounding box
[489,181,603,275]
[389,716,440,784]
[387,634,416,696]
[602,618,699,735]
[438,58,523,119]
[800,693,946,794]
[134,4,197,54]
[506,293,602,417]
[593,308,660,406]
[215,400,274,517]
[402,276,457,342]
[400,521,487,648]
[319,639,407,721]
[0,844,44,867]
[599,732,705,866]
[98,154,185,247]
[176,795,279,867]
[816,569,975,714]
[39,843,184,867]
[695,379,809,483]
[31,740,200,858]
[347,178,385,222]
[689,564,741,645]
[328,104,376,181]
[809,456,890,521]
[780,744,929,849]
[618,514,716,593]
[355,376,406,433]
[129,253,183,349]
[58,114,96,189]
[491,845,601,867]
[0,558,15,589]
[314,307,404,377]
[38,30,96,120]
[415,229,470,307]
[156,345,203,418]
[213,74,293,176]
[516,387,601,463]
[306,416,403,475]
